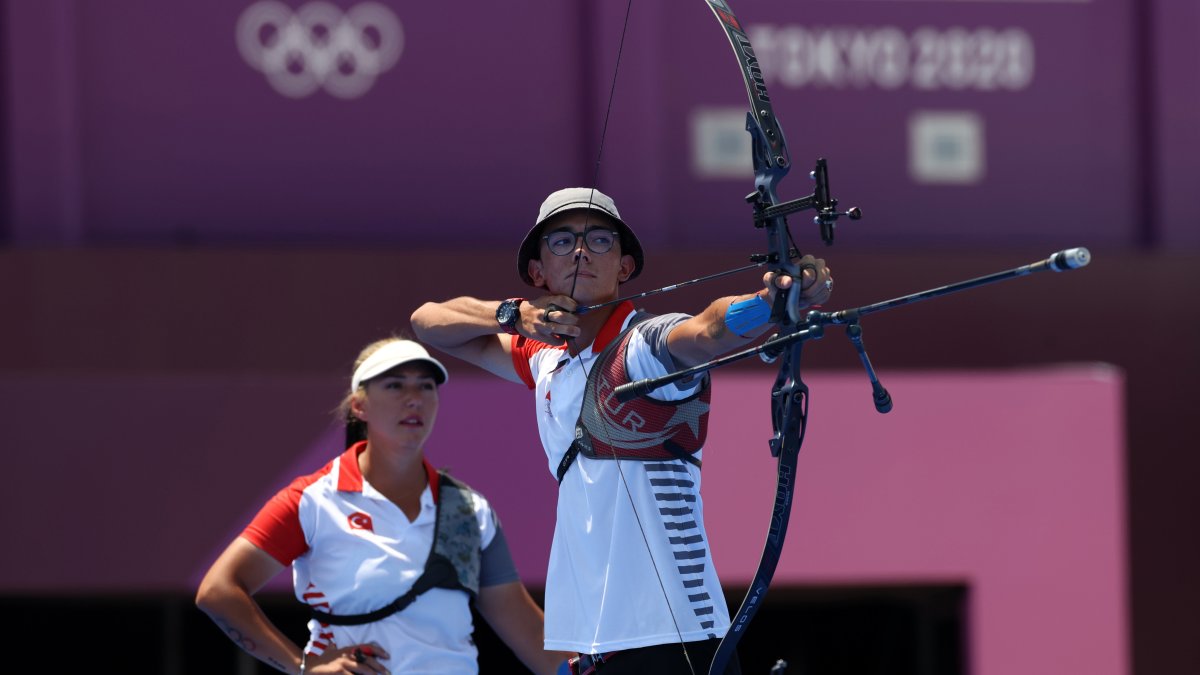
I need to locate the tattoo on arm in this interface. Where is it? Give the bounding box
[215,617,258,653]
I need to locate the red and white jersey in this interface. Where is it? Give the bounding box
[510,301,731,653]
[241,443,501,674]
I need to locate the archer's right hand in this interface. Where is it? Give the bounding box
[522,295,580,345]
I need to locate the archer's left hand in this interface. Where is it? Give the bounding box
[764,254,833,309]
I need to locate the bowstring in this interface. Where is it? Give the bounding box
[564,1,697,672]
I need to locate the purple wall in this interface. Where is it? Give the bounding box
[4,0,1191,250]
[629,0,1141,250]
[4,0,585,245]
[1152,0,1200,246]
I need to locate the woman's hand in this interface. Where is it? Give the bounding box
[304,643,390,675]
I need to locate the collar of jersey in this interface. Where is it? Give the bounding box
[588,300,636,355]
[337,440,441,503]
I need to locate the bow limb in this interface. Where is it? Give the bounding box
[708,338,808,674]
[702,1,811,672]
[703,0,804,324]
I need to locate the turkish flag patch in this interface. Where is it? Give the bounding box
[347,512,374,532]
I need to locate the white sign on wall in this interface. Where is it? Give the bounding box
[908,110,986,184]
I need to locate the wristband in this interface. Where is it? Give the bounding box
[724,293,771,337]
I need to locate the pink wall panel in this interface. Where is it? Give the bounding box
[704,367,1127,675]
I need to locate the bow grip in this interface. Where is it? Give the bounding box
[768,282,804,325]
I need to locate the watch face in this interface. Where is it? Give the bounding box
[497,299,520,326]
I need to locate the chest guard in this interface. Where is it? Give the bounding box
[557,312,712,483]
[310,471,482,626]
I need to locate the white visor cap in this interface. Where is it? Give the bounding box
[351,340,449,392]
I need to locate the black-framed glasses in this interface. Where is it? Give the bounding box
[542,228,618,256]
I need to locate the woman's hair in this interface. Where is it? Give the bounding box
[339,336,405,448]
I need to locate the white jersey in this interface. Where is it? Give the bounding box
[242,444,504,674]
[510,301,731,653]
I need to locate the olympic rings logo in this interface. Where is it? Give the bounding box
[236,1,403,99]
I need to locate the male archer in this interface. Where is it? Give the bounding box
[411,187,832,674]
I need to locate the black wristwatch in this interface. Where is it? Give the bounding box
[496,298,525,335]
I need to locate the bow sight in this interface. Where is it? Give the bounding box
[748,158,863,247]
